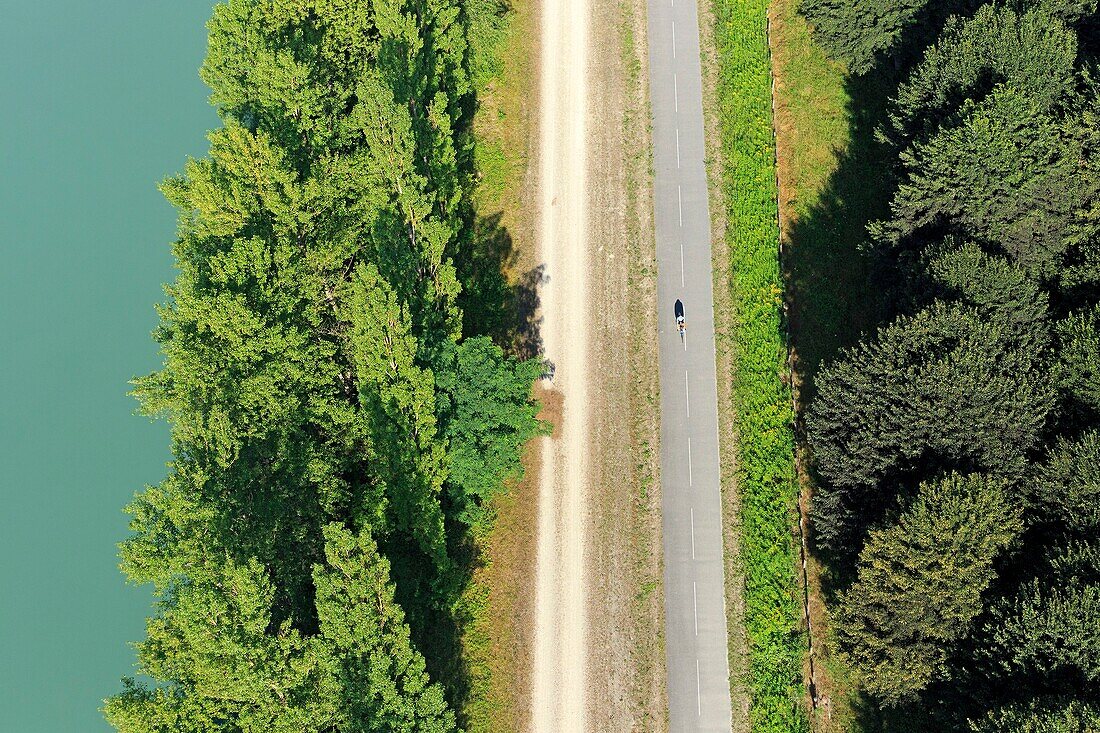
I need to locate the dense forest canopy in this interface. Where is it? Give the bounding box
[106,0,542,729]
[801,0,1100,728]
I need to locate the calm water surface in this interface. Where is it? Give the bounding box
[1,3,216,729]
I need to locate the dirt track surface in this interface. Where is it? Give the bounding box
[531,0,590,728]
[528,0,668,728]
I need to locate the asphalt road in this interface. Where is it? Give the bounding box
[646,0,735,730]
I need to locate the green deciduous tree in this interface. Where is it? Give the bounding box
[437,336,547,525]
[110,0,540,728]
[314,523,457,733]
[353,68,463,369]
[133,123,341,471]
[104,558,334,733]
[106,525,459,733]
[836,473,1021,705]
[1061,80,1100,292]
[345,263,450,572]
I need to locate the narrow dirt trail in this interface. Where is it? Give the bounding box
[531,0,590,728]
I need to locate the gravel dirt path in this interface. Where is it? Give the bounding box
[531,0,590,728]
[529,0,667,728]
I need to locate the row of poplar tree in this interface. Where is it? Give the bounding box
[801,0,1100,730]
[105,0,544,730]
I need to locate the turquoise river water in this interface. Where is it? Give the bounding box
[1,3,216,730]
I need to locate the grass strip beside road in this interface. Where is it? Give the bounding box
[767,0,894,728]
[458,0,540,729]
[710,0,808,730]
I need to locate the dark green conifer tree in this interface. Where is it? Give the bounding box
[804,0,1100,720]
[977,579,1100,691]
[800,0,979,74]
[920,241,1049,347]
[1056,307,1100,415]
[887,4,1078,146]
[1031,431,1100,533]
[875,87,1088,281]
[836,473,1020,705]
[807,302,1053,550]
[969,698,1100,732]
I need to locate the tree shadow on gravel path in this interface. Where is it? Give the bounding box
[459,211,546,360]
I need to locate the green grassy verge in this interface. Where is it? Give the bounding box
[458,0,539,729]
[769,1,891,389]
[622,0,668,723]
[710,0,809,730]
[766,0,894,729]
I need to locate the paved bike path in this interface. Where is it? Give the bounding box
[646,0,734,729]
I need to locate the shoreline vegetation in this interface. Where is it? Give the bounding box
[709,0,809,730]
[105,1,546,730]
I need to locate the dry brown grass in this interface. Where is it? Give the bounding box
[459,0,541,729]
[583,0,667,727]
